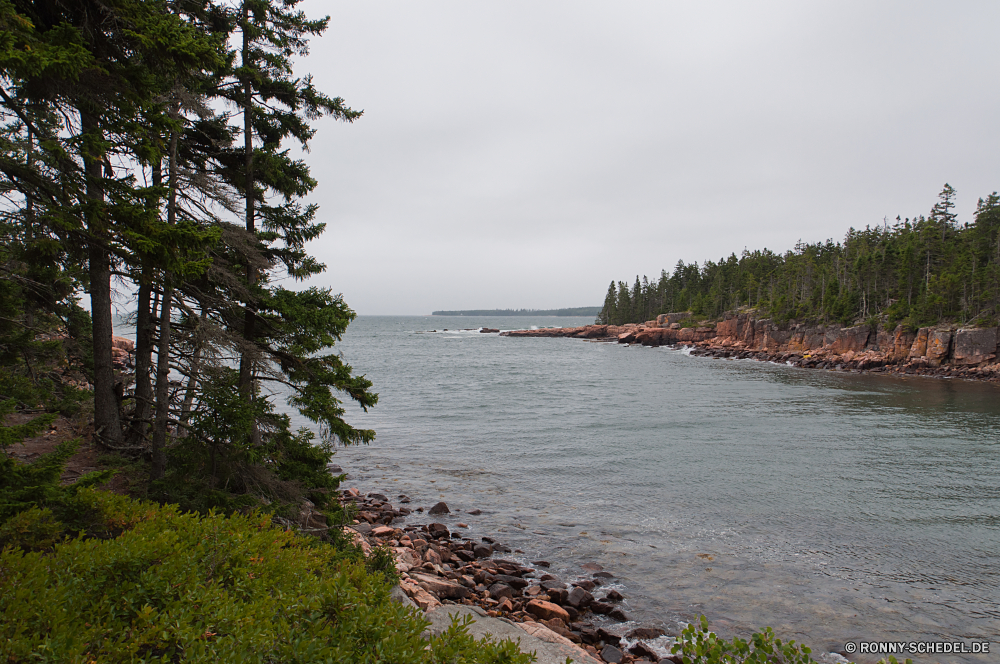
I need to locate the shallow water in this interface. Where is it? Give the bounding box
[294,315,998,662]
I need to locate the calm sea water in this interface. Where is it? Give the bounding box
[303,315,1000,662]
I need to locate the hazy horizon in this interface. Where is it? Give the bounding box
[282,1,996,315]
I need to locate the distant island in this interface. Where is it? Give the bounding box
[432,307,602,317]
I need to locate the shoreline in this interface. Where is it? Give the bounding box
[338,488,686,664]
[499,314,1000,384]
[336,488,853,664]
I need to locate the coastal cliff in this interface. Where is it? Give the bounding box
[501,313,1000,380]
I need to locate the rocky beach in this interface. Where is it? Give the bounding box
[337,489,692,664]
[500,311,1000,382]
[331,487,858,664]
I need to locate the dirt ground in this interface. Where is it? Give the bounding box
[4,412,134,494]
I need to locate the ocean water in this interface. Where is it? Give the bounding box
[304,315,999,662]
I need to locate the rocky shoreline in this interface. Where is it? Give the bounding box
[338,489,681,664]
[500,312,1000,382]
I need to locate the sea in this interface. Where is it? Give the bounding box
[309,315,998,663]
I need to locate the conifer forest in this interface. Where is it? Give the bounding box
[598,185,1000,330]
[0,0,376,509]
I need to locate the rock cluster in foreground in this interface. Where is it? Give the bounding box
[500,312,1000,381]
[340,490,679,664]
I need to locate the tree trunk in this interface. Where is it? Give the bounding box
[127,278,154,446]
[151,124,179,480]
[238,6,261,447]
[238,3,257,397]
[81,109,123,449]
[150,280,172,479]
[128,160,160,448]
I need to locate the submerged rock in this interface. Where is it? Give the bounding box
[428,501,450,515]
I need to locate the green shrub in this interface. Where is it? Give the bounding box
[670,617,912,664]
[0,404,113,550]
[671,616,816,664]
[0,490,534,663]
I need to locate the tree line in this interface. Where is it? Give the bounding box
[598,185,1000,330]
[0,0,375,512]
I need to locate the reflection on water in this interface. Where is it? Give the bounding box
[291,316,998,662]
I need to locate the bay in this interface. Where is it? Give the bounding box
[317,315,1000,663]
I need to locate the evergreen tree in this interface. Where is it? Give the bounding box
[597,185,1000,328]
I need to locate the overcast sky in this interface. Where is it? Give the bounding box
[293,0,1000,315]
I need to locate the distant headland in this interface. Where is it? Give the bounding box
[431,307,601,317]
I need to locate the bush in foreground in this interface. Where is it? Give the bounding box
[671,616,911,664]
[0,490,532,663]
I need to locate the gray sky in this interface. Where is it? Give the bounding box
[295,0,1000,315]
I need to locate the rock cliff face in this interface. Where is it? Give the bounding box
[500,314,1000,380]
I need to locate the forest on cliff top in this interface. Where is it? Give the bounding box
[598,185,1000,330]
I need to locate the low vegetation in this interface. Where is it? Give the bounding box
[0,415,532,664]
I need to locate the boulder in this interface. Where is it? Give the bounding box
[589,601,612,615]
[566,586,594,609]
[953,327,998,365]
[466,508,483,515]
[540,579,566,591]
[572,579,597,591]
[495,574,528,590]
[608,607,629,621]
[627,627,666,640]
[604,589,624,602]
[487,583,514,601]
[401,582,441,610]
[575,325,610,339]
[371,525,394,537]
[542,618,580,642]
[548,588,569,605]
[428,501,450,515]
[597,627,621,645]
[617,330,637,344]
[601,645,624,664]
[473,542,493,558]
[427,523,450,539]
[526,599,571,624]
[635,327,672,347]
[394,547,421,567]
[410,573,469,599]
[630,642,661,661]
